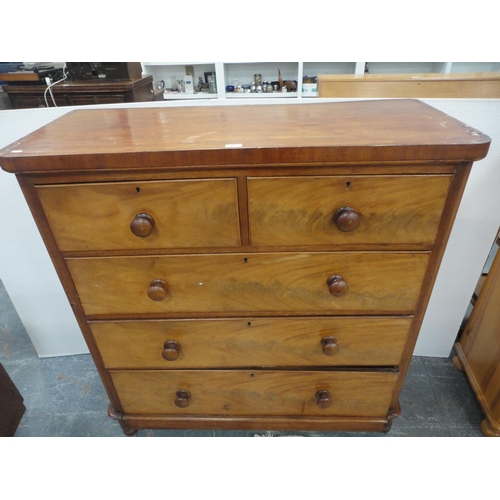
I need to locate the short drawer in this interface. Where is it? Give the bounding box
[67,251,429,316]
[110,369,398,417]
[91,317,412,369]
[36,179,240,251]
[248,175,452,246]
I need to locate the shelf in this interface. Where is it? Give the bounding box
[163,92,217,100]
[141,62,500,101]
[364,62,449,74]
[224,92,297,99]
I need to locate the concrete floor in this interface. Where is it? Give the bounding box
[0,279,486,437]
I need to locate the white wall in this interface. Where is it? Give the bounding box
[0,107,87,356]
[1,98,499,357]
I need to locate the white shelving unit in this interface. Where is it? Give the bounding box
[141,62,500,101]
[141,62,220,100]
[363,62,450,74]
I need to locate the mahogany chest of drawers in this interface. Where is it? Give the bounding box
[0,100,490,435]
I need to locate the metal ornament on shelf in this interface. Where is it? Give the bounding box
[208,73,217,94]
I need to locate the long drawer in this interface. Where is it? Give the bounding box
[248,175,452,246]
[36,179,241,251]
[91,317,412,369]
[111,369,399,417]
[67,251,429,316]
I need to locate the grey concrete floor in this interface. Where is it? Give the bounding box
[0,279,486,437]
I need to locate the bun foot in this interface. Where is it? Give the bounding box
[108,404,137,436]
[123,428,138,437]
[382,402,401,433]
[382,420,393,433]
[481,418,500,437]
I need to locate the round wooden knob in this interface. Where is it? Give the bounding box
[327,275,348,297]
[333,206,359,232]
[175,389,191,408]
[130,213,155,237]
[321,336,339,356]
[316,390,332,409]
[162,340,181,361]
[147,279,168,301]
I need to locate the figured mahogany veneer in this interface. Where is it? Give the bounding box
[90,317,412,368]
[247,175,452,246]
[110,370,399,417]
[36,179,241,251]
[65,251,429,316]
[0,100,490,435]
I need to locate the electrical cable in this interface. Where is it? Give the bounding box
[44,64,68,107]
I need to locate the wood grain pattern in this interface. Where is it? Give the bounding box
[317,72,500,99]
[0,100,490,173]
[36,179,240,251]
[1,100,489,434]
[110,369,399,417]
[66,252,429,316]
[248,175,451,246]
[455,231,500,433]
[90,316,412,369]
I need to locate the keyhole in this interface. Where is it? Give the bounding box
[247,322,252,327]
[244,258,248,263]
[346,181,351,190]
[136,187,141,193]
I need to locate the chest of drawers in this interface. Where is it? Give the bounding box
[0,100,490,435]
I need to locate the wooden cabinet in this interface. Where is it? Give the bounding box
[3,76,154,109]
[0,364,25,437]
[0,100,490,435]
[453,230,500,436]
[317,72,500,99]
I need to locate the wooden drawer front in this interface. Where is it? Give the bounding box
[91,317,412,369]
[248,175,452,246]
[111,369,398,417]
[36,179,240,251]
[10,94,69,109]
[67,252,429,315]
[67,95,126,106]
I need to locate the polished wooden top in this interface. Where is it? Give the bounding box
[0,99,490,173]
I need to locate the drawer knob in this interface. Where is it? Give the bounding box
[162,340,181,361]
[333,206,359,232]
[175,389,191,408]
[327,275,348,297]
[130,213,155,237]
[321,336,339,356]
[148,279,169,301]
[316,390,332,409]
